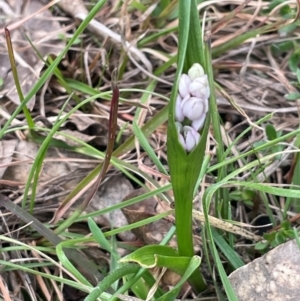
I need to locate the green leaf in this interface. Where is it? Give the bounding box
[167,0,210,257]
[271,41,294,54]
[294,228,300,248]
[289,51,300,72]
[265,124,277,140]
[120,245,178,267]
[255,241,269,251]
[88,218,112,252]
[268,0,286,11]
[241,189,256,202]
[297,68,300,83]
[284,229,296,239]
[155,256,201,301]
[275,232,286,245]
[88,218,120,262]
[230,188,255,204]
[56,241,91,286]
[285,92,300,101]
[280,220,291,230]
[5,28,34,129]
[278,23,298,34]
[264,231,276,241]
[212,228,244,269]
[166,0,210,293]
[253,140,266,148]
[84,264,141,301]
[120,245,200,277]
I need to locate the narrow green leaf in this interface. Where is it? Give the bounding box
[297,68,300,83]
[133,121,168,175]
[154,254,195,276]
[289,51,300,72]
[255,241,269,251]
[88,218,112,253]
[293,228,300,249]
[212,228,244,269]
[56,242,91,286]
[84,264,141,301]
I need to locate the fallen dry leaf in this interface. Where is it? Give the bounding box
[1,139,136,241]
[66,174,135,241]
[0,0,65,109]
[0,139,18,178]
[122,188,201,250]
[54,129,105,147]
[63,114,109,146]
[2,140,94,189]
[122,187,173,245]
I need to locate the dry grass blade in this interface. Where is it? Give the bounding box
[209,0,253,36]
[80,82,120,207]
[52,84,119,223]
[0,276,12,301]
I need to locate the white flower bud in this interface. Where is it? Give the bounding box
[188,63,205,81]
[188,76,210,100]
[175,121,183,133]
[175,95,184,122]
[175,63,209,135]
[178,74,191,98]
[181,96,206,121]
[178,132,186,149]
[192,114,206,131]
[178,126,200,152]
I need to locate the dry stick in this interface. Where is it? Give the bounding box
[0,275,12,301]
[192,210,262,242]
[216,96,300,113]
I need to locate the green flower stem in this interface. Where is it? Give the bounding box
[168,114,210,294]
[174,191,207,292]
[175,194,193,257]
[166,0,210,293]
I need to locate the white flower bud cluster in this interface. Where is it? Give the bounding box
[175,63,210,152]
